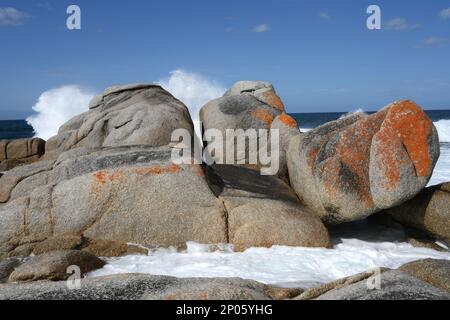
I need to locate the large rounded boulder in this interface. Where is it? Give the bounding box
[44,84,194,160]
[200,81,299,179]
[287,100,440,224]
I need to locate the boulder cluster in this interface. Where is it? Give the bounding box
[0,81,448,299]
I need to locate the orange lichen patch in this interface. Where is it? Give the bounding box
[93,171,108,185]
[108,171,124,182]
[194,165,205,177]
[372,130,412,190]
[278,113,298,128]
[250,108,274,126]
[317,157,341,200]
[258,91,285,112]
[307,148,319,172]
[383,101,433,178]
[134,163,182,176]
[93,170,126,185]
[370,101,433,190]
[335,112,386,207]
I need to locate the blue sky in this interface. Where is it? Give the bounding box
[1,0,450,119]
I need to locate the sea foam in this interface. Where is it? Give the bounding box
[157,70,225,140]
[435,119,450,143]
[88,221,450,288]
[26,85,95,140]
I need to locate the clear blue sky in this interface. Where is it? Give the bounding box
[1,0,450,119]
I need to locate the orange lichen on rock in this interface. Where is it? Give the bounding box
[93,170,125,185]
[250,108,274,126]
[318,157,341,200]
[258,91,285,112]
[307,148,319,172]
[108,171,124,182]
[336,112,386,207]
[278,113,298,128]
[194,165,205,177]
[93,171,108,185]
[134,163,182,176]
[371,101,433,190]
[384,101,433,178]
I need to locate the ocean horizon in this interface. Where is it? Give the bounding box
[2,109,450,140]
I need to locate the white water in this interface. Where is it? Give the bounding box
[26,85,95,140]
[89,222,450,288]
[435,120,450,143]
[429,144,450,186]
[157,70,225,140]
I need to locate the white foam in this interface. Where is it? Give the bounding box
[435,119,450,143]
[88,222,450,288]
[26,85,95,140]
[428,144,450,186]
[157,70,225,141]
[339,108,365,119]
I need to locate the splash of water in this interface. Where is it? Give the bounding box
[26,85,95,140]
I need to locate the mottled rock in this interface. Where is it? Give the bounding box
[0,146,227,250]
[6,139,45,160]
[0,138,46,171]
[0,140,7,161]
[205,165,330,251]
[0,259,20,283]
[82,239,148,257]
[0,160,54,203]
[288,101,439,223]
[263,285,303,300]
[142,277,271,300]
[200,81,285,176]
[296,268,389,300]
[9,250,105,282]
[8,243,36,258]
[0,274,273,300]
[408,238,448,252]
[32,234,84,255]
[385,183,450,244]
[314,270,450,300]
[399,259,450,293]
[270,113,301,183]
[224,81,285,111]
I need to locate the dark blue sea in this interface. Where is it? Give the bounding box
[0,120,35,140]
